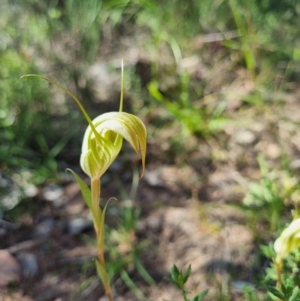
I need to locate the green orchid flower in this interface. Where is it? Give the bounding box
[21,67,147,301]
[80,111,146,180]
[274,218,300,267]
[273,217,300,290]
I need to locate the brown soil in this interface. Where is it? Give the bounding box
[2,29,300,301]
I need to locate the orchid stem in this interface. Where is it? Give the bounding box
[91,179,101,236]
[276,263,282,295]
[91,178,114,301]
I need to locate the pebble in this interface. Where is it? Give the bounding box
[265,143,281,159]
[232,280,254,291]
[41,185,64,206]
[23,183,38,198]
[42,184,64,201]
[146,215,163,232]
[34,218,56,237]
[290,159,300,170]
[17,252,39,278]
[67,217,93,235]
[144,170,164,187]
[235,129,257,146]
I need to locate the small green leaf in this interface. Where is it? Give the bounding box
[66,169,92,210]
[120,269,148,301]
[183,265,192,284]
[282,283,290,298]
[169,265,181,287]
[266,285,286,300]
[134,255,156,286]
[289,286,300,301]
[95,259,110,289]
[192,289,209,301]
[171,265,180,280]
[172,265,180,275]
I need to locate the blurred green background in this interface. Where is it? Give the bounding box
[2,0,300,299]
[1,0,300,209]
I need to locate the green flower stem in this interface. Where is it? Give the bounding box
[91,179,101,239]
[91,178,113,301]
[276,263,282,293]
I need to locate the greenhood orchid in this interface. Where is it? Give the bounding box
[80,111,146,180]
[273,217,300,290]
[274,218,300,267]
[21,69,147,301]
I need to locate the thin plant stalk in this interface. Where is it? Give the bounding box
[91,178,113,301]
[276,263,282,293]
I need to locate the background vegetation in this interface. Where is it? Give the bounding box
[1,0,300,300]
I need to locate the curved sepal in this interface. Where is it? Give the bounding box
[82,112,147,178]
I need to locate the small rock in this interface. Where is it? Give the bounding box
[17,252,39,278]
[290,159,300,170]
[235,129,257,146]
[144,170,164,187]
[41,184,64,205]
[0,250,21,287]
[67,217,93,235]
[265,143,281,159]
[147,216,162,232]
[232,280,254,291]
[23,183,38,198]
[35,218,55,237]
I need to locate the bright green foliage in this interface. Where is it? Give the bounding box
[1,3,69,181]
[266,285,300,301]
[169,264,208,301]
[243,155,290,231]
[148,81,233,137]
[105,204,156,298]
